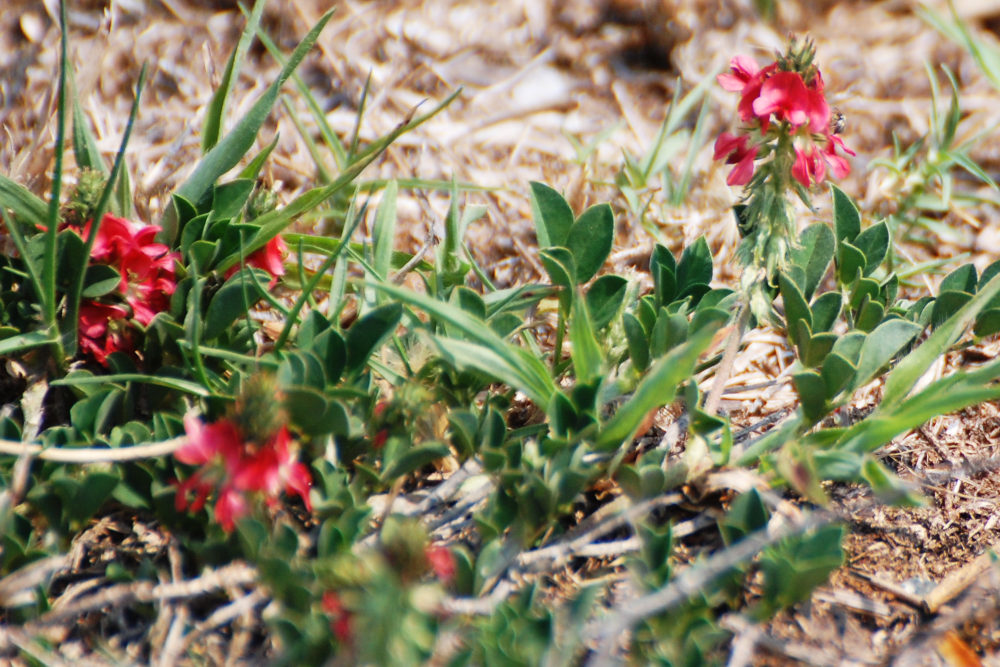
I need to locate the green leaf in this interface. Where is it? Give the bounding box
[855,299,886,333]
[650,310,688,357]
[623,312,650,372]
[820,353,856,399]
[69,472,119,523]
[569,292,603,384]
[650,244,678,307]
[278,350,327,391]
[539,247,576,292]
[345,302,402,375]
[382,442,452,481]
[596,328,711,451]
[164,9,334,241]
[802,332,838,369]
[974,309,1000,337]
[586,275,628,330]
[372,280,558,406]
[853,221,890,276]
[72,94,107,174]
[779,273,811,336]
[202,0,267,152]
[791,223,835,300]
[529,181,574,248]
[810,292,842,332]
[81,264,122,298]
[852,319,922,392]
[202,268,269,341]
[211,179,255,220]
[718,488,769,546]
[51,373,212,397]
[677,236,713,293]
[839,358,1000,454]
[831,184,860,244]
[372,179,398,283]
[837,241,866,286]
[284,387,349,436]
[793,370,828,424]
[567,203,614,284]
[0,174,48,227]
[882,270,1000,409]
[941,263,977,293]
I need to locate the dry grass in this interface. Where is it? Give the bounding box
[6,0,1000,663]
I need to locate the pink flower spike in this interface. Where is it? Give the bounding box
[717,55,761,92]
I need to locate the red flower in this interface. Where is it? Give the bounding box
[717,55,761,92]
[322,592,353,643]
[714,132,760,186]
[226,235,287,286]
[752,71,829,132]
[174,416,313,532]
[74,214,179,364]
[78,301,133,365]
[425,545,456,584]
[176,415,243,467]
[792,146,826,187]
[823,134,855,179]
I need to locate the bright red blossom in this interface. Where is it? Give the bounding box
[322,592,353,643]
[425,545,456,584]
[174,415,313,532]
[73,214,179,365]
[714,132,760,186]
[752,71,829,132]
[714,51,853,190]
[78,301,133,365]
[226,235,287,286]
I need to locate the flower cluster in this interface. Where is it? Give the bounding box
[714,43,854,189]
[74,214,179,364]
[174,414,312,532]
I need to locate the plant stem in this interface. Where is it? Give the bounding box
[703,300,751,416]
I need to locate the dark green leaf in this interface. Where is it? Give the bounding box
[529,181,574,248]
[567,203,614,284]
[820,353,856,399]
[382,442,451,481]
[831,184,860,244]
[792,223,835,299]
[793,370,828,423]
[202,268,269,340]
[345,302,402,374]
[941,263,977,293]
[586,275,627,330]
[810,292,842,333]
[81,264,123,298]
[854,221,890,276]
[837,241,866,286]
[623,312,650,372]
[677,236,713,292]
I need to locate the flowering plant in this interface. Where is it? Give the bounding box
[714,38,855,281]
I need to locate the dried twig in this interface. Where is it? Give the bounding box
[0,436,186,463]
[590,509,835,665]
